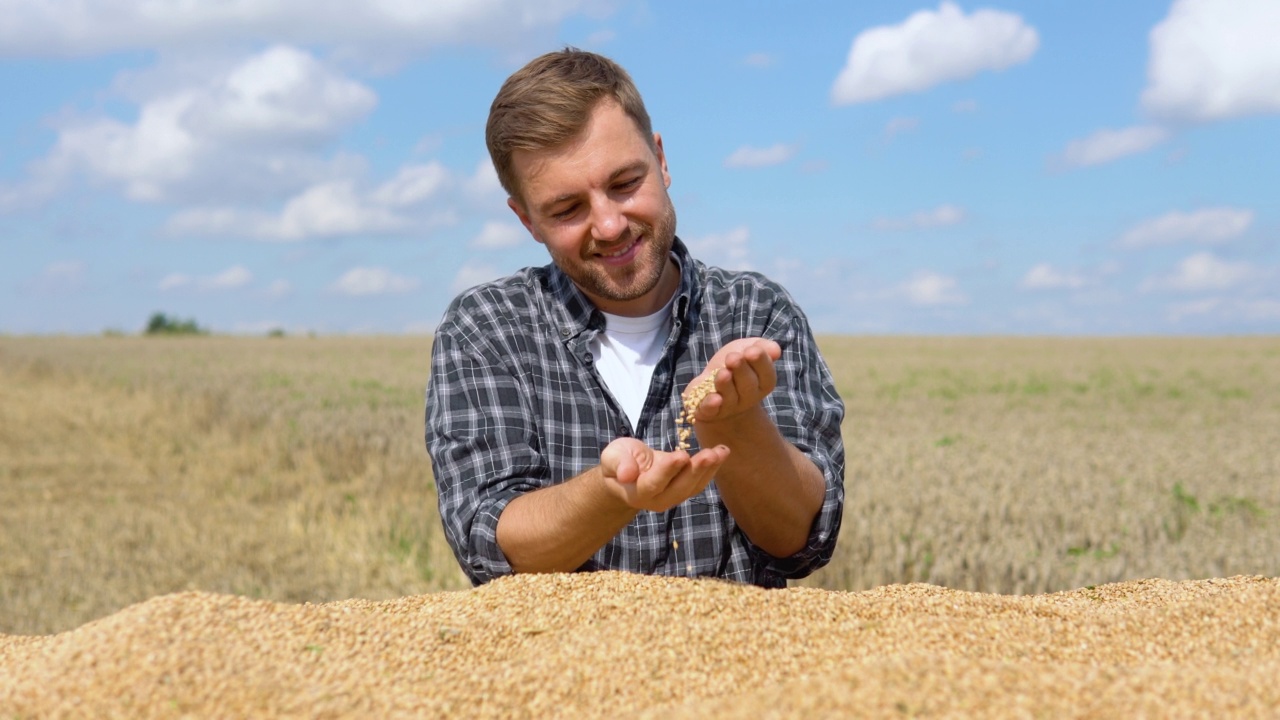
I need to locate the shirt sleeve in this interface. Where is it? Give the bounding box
[745,293,846,580]
[425,316,548,586]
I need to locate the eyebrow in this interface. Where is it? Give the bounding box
[537,160,649,215]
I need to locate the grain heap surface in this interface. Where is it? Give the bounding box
[2,572,1277,718]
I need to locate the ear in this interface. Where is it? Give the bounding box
[507,197,545,245]
[653,132,671,189]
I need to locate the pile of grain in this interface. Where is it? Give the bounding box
[2,572,1277,718]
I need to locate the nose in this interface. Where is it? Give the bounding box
[589,199,626,242]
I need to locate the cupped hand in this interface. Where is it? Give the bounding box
[684,337,782,423]
[599,437,729,512]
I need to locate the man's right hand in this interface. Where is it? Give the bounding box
[599,437,729,512]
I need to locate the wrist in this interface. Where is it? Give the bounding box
[593,465,647,516]
[694,404,769,448]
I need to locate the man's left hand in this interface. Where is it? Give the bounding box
[685,337,782,423]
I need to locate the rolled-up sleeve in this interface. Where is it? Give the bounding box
[425,315,548,586]
[746,298,846,579]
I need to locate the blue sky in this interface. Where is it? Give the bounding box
[2,0,1278,335]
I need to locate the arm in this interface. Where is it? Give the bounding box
[427,317,730,582]
[690,339,827,557]
[496,439,729,573]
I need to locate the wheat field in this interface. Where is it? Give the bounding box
[1,335,1277,636]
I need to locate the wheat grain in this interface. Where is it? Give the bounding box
[1,573,1277,718]
[676,368,719,451]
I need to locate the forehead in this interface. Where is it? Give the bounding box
[511,101,654,205]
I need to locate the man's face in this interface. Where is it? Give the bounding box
[508,99,678,317]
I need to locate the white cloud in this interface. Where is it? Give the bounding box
[464,160,504,198]
[471,221,525,249]
[43,261,86,279]
[585,29,616,46]
[1168,297,1280,323]
[800,159,829,174]
[191,46,376,146]
[158,273,192,291]
[158,265,252,291]
[1143,252,1256,292]
[33,45,375,205]
[369,162,451,208]
[901,271,967,306]
[451,262,502,294]
[1057,125,1170,168]
[0,1,598,59]
[30,261,88,293]
[169,181,409,241]
[884,116,920,140]
[206,265,253,289]
[1020,264,1088,290]
[1239,299,1280,321]
[165,170,463,241]
[1119,207,1254,248]
[688,226,753,272]
[873,204,965,231]
[330,267,419,296]
[1142,0,1280,122]
[165,207,255,237]
[266,181,411,239]
[264,279,293,299]
[167,162,463,240]
[1167,297,1222,322]
[831,1,1038,105]
[723,143,797,169]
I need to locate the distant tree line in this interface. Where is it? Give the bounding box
[145,312,208,336]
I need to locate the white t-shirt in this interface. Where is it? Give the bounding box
[591,293,676,430]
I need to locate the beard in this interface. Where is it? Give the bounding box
[559,200,678,305]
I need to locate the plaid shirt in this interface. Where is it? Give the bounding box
[425,237,845,587]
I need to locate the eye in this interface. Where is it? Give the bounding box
[615,177,641,192]
[551,204,579,221]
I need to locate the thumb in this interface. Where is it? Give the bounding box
[601,438,645,484]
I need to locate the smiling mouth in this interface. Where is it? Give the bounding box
[595,235,641,261]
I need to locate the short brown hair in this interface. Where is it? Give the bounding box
[486,48,654,203]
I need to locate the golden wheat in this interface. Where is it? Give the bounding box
[1,335,1277,638]
[1,572,1277,717]
[676,368,720,451]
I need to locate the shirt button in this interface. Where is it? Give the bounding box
[618,427,630,437]
[560,328,571,337]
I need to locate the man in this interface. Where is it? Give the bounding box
[426,48,845,588]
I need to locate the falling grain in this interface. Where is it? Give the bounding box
[677,368,719,451]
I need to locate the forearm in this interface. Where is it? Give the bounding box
[495,466,639,574]
[695,405,826,557]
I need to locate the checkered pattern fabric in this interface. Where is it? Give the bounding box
[426,238,845,587]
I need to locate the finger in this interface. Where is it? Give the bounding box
[754,339,782,361]
[743,347,777,396]
[695,392,724,422]
[656,445,729,505]
[601,437,649,485]
[613,452,640,485]
[635,450,689,499]
[691,443,730,469]
[713,365,741,411]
